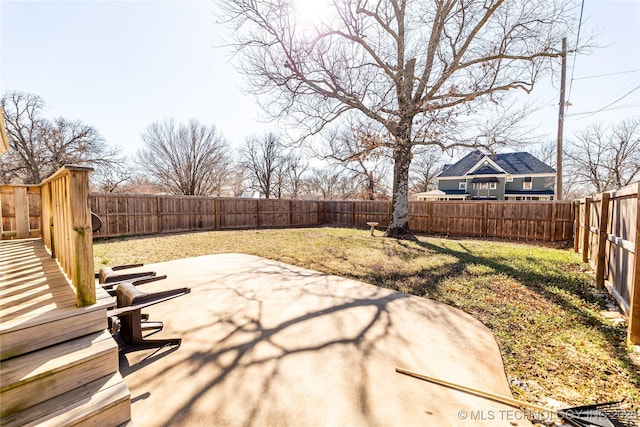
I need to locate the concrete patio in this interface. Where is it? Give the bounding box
[116,253,532,426]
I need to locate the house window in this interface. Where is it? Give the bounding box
[473,182,491,190]
[459,182,467,191]
[506,176,513,182]
[523,177,532,190]
[489,182,497,190]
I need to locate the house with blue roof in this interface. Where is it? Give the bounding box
[418,150,556,201]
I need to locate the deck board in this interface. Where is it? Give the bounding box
[1,239,76,329]
[0,239,113,359]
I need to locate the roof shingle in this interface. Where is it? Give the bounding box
[438,150,555,177]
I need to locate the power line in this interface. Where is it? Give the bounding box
[566,0,585,106]
[567,84,640,119]
[573,69,640,80]
[566,103,640,117]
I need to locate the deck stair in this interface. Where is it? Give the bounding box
[1,239,131,426]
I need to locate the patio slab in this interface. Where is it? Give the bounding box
[117,253,533,426]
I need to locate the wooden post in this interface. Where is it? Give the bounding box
[69,169,96,307]
[288,199,293,227]
[555,37,567,201]
[595,192,610,288]
[256,199,261,228]
[351,201,356,227]
[40,183,53,253]
[14,186,30,239]
[550,201,557,242]
[582,197,591,263]
[213,197,219,230]
[387,201,392,228]
[573,201,580,253]
[156,196,163,234]
[628,183,640,344]
[482,202,488,237]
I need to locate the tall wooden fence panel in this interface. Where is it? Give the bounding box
[90,194,325,237]
[324,200,390,228]
[398,200,571,240]
[0,185,41,239]
[575,182,639,344]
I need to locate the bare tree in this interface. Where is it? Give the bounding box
[227,164,250,197]
[1,91,119,184]
[138,119,233,196]
[220,0,577,238]
[241,132,309,199]
[410,146,444,193]
[318,126,391,200]
[283,153,309,199]
[531,141,557,168]
[565,118,640,194]
[241,132,285,198]
[92,161,137,193]
[304,167,360,200]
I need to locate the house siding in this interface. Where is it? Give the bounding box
[506,176,554,192]
[439,178,467,191]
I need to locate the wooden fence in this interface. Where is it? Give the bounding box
[574,182,640,343]
[89,194,324,237]
[0,185,41,239]
[2,193,575,241]
[326,199,574,241]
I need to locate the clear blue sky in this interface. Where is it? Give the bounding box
[1,0,639,157]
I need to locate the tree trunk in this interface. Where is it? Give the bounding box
[384,143,415,240]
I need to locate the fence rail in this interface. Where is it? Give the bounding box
[574,182,640,343]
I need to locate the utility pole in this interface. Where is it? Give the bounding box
[556,37,567,201]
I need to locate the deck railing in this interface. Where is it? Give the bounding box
[40,165,96,306]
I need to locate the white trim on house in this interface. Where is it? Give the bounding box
[466,156,507,175]
[412,190,470,201]
[437,172,555,182]
[504,194,553,201]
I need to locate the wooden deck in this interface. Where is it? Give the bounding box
[0,239,112,359]
[1,238,131,426]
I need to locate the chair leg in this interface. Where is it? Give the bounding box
[116,308,181,353]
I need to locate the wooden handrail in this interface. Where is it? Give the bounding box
[40,165,96,307]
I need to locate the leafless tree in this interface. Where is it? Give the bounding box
[118,176,166,194]
[92,161,137,193]
[565,117,640,194]
[241,132,285,198]
[138,119,233,196]
[1,91,119,184]
[531,141,557,168]
[304,167,360,200]
[317,126,391,200]
[410,146,444,193]
[283,153,309,199]
[241,132,309,198]
[226,164,250,197]
[220,0,578,238]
